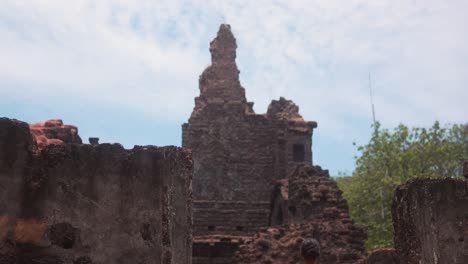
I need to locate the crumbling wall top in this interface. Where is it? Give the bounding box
[267,97,303,121]
[266,97,318,131]
[30,119,82,151]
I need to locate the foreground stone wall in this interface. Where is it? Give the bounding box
[0,118,36,243]
[392,178,468,264]
[0,118,193,264]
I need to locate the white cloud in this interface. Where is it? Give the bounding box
[1,0,467,140]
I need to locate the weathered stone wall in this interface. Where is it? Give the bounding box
[0,118,193,264]
[183,106,278,234]
[183,24,316,237]
[392,178,468,264]
[0,118,37,246]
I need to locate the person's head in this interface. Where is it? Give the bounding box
[300,238,320,264]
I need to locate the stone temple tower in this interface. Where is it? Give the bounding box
[183,24,369,264]
[182,24,317,237]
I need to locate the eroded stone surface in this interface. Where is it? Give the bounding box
[0,118,193,264]
[392,177,468,264]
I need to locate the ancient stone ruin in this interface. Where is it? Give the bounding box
[183,24,366,263]
[392,177,468,264]
[0,118,192,264]
[4,23,465,264]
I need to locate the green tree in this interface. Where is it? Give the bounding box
[337,122,468,250]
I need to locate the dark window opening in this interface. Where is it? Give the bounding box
[207,225,215,231]
[288,206,297,215]
[236,226,244,231]
[273,206,284,226]
[293,144,305,162]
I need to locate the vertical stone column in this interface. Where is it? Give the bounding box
[392,178,468,263]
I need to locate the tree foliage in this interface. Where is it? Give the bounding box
[336,122,468,250]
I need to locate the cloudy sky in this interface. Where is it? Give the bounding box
[1,0,467,175]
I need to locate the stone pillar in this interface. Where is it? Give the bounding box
[392,178,468,263]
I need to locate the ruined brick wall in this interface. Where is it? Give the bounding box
[235,220,366,264]
[182,24,316,237]
[183,108,278,234]
[236,165,366,264]
[0,118,193,264]
[392,178,468,264]
[269,165,355,228]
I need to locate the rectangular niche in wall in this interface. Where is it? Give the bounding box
[293,144,305,162]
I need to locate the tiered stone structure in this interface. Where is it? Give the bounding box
[182,24,316,237]
[392,177,468,264]
[0,118,193,264]
[183,24,366,263]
